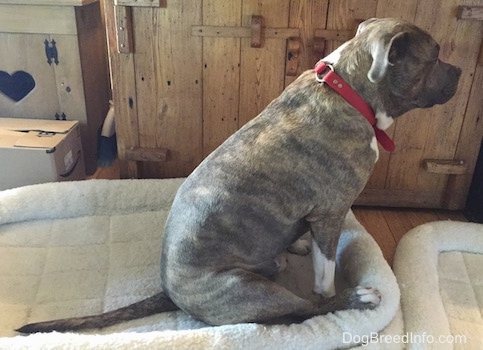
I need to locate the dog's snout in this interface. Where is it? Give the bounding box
[440,61,461,79]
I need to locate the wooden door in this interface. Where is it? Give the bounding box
[106,0,483,209]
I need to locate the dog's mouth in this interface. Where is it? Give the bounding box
[441,83,459,99]
[414,84,458,109]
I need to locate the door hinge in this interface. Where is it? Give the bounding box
[44,39,59,65]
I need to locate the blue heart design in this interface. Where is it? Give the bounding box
[0,70,36,102]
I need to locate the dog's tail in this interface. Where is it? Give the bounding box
[16,292,179,334]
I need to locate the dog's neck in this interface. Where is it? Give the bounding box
[314,61,395,152]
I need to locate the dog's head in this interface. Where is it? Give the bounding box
[339,18,461,117]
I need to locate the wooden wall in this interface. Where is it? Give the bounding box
[104,0,483,209]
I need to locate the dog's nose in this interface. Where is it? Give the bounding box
[451,66,462,79]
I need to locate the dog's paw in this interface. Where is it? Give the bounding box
[356,286,381,306]
[288,239,312,256]
[342,286,381,310]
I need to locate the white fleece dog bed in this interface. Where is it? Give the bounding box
[393,221,483,349]
[0,179,401,349]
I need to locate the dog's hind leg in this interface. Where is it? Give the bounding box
[179,269,316,325]
[183,268,379,325]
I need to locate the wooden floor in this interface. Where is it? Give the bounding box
[89,159,468,266]
[352,206,467,266]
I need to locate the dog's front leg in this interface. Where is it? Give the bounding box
[309,217,344,298]
[312,239,336,297]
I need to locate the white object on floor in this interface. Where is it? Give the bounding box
[393,221,483,350]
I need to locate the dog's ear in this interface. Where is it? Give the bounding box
[368,32,410,83]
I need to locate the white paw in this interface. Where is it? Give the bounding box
[356,286,381,306]
[288,239,312,256]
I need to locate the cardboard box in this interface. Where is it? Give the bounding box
[0,118,86,191]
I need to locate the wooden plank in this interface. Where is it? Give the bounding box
[115,0,166,7]
[192,25,300,39]
[114,5,134,53]
[104,0,140,178]
[239,0,290,126]
[286,0,329,85]
[135,6,171,177]
[114,0,203,178]
[313,29,354,41]
[423,159,467,175]
[285,38,301,76]
[0,4,77,35]
[201,0,242,157]
[325,0,376,54]
[443,40,483,210]
[192,25,250,38]
[125,147,168,162]
[356,188,443,208]
[74,2,110,174]
[457,6,483,20]
[132,5,159,178]
[147,0,203,178]
[375,0,418,21]
[192,25,300,40]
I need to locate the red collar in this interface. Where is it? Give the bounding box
[314,61,395,152]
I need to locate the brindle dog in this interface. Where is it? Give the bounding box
[17,18,461,333]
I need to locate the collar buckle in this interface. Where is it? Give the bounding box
[314,61,334,84]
